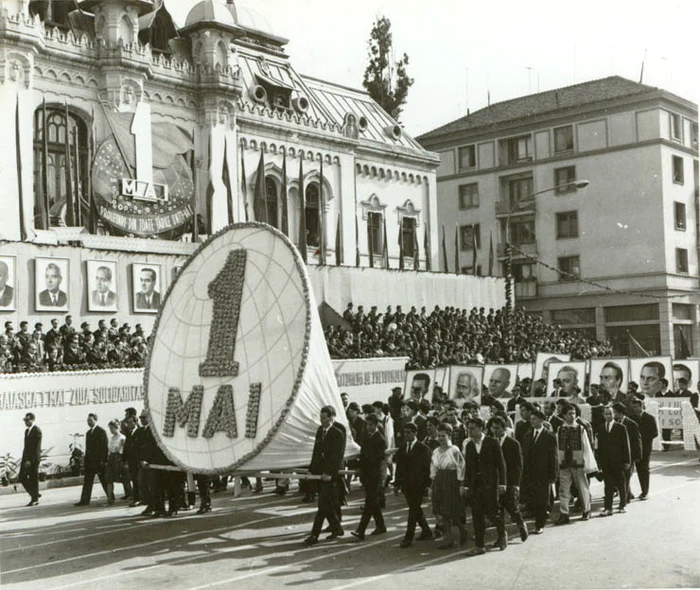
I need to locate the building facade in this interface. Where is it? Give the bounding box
[0,0,443,331]
[419,77,699,357]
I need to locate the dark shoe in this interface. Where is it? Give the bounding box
[350,531,365,542]
[598,509,613,517]
[322,525,333,533]
[617,507,626,514]
[399,538,412,548]
[639,493,648,501]
[74,501,89,506]
[519,527,529,542]
[417,529,433,541]
[273,487,287,496]
[467,547,486,556]
[555,514,570,525]
[301,495,315,503]
[498,533,508,551]
[532,528,544,535]
[26,500,39,507]
[197,505,212,514]
[140,508,153,516]
[628,492,636,500]
[581,511,590,521]
[326,529,344,540]
[437,541,454,550]
[303,535,318,547]
[121,495,130,500]
[151,511,166,518]
[370,526,387,536]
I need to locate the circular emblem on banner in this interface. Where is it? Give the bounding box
[144,223,311,473]
[92,137,194,239]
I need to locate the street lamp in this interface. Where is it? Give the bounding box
[503,179,589,343]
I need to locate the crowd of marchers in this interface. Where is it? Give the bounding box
[325,304,613,366]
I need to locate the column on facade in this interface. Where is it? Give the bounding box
[337,154,356,265]
[659,299,673,357]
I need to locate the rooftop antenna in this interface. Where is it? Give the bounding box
[465,67,469,114]
[487,73,491,106]
[639,48,647,83]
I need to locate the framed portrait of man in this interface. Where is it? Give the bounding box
[590,358,630,399]
[35,257,70,312]
[546,361,588,400]
[447,365,484,406]
[404,369,434,403]
[86,260,118,312]
[482,364,519,400]
[532,352,571,393]
[516,363,534,382]
[434,366,451,395]
[132,263,162,314]
[630,356,673,398]
[672,359,700,392]
[0,255,17,311]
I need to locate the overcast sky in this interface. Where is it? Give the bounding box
[168,0,699,137]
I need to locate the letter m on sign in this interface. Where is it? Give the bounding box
[162,386,204,438]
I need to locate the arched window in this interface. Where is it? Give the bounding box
[265,176,278,228]
[401,217,416,257]
[33,106,90,229]
[305,183,320,246]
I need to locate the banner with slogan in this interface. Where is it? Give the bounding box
[332,357,408,406]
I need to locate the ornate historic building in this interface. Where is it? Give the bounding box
[0,0,446,329]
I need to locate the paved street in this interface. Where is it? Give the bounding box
[1,452,699,590]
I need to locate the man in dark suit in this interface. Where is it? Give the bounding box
[304,406,347,546]
[351,414,387,540]
[75,413,109,506]
[462,417,507,555]
[0,260,14,307]
[91,265,117,308]
[394,422,433,547]
[19,412,42,506]
[491,416,528,542]
[514,402,533,446]
[613,402,642,501]
[38,262,67,307]
[135,267,161,310]
[597,405,631,516]
[629,398,658,500]
[522,409,558,534]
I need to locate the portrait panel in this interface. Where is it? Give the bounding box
[482,364,519,400]
[35,257,69,312]
[447,365,484,406]
[589,358,630,397]
[672,358,700,391]
[629,356,672,398]
[516,363,534,382]
[547,361,588,398]
[404,369,435,403]
[0,255,17,311]
[132,263,162,314]
[532,352,571,391]
[86,260,118,312]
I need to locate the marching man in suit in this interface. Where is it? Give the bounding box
[613,402,642,501]
[393,422,433,547]
[75,413,109,506]
[628,398,658,500]
[304,405,347,546]
[462,417,508,555]
[522,409,558,534]
[491,416,528,542]
[19,412,42,506]
[351,414,387,541]
[597,405,631,516]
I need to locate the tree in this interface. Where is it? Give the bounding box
[362,16,414,123]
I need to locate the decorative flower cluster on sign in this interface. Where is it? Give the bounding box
[245,382,262,438]
[202,385,237,439]
[163,386,204,438]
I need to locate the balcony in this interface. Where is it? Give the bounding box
[495,200,536,217]
[515,281,538,299]
[497,242,538,258]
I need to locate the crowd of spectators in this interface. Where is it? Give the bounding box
[325,304,613,367]
[1,317,150,373]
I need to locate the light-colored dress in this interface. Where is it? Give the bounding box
[105,432,125,483]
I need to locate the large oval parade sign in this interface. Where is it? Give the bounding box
[144,223,353,474]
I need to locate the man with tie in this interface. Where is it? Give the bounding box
[522,409,558,534]
[462,417,507,555]
[491,416,528,542]
[555,402,596,523]
[351,414,387,541]
[597,405,631,516]
[135,267,161,310]
[19,413,42,506]
[394,422,433,547]
[91,265,117,308]
[304,406,347,546]
[628,398,658,500]
[613,402,642,500]
[75,413,109,506]
[38,262,68,307]
[0,259,14,307]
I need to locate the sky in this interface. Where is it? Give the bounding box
[167,0,699,138]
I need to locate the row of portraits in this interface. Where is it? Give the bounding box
[405,353,698,405]
[0,256,176,314]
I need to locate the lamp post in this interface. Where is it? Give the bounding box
[503,179,589,343]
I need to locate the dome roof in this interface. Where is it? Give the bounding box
[236,5,275,37]
[184,0,236,29]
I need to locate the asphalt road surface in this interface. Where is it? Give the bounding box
[1,452,699,590]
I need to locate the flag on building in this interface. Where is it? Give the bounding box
[298,157,307,263]
[382,215,389,268]
[280,151,289,236]
[627,330,651,358]
[442,224,448,273]
[488,230,494,276]
[222,137,234,225]
[253,150,267,224]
